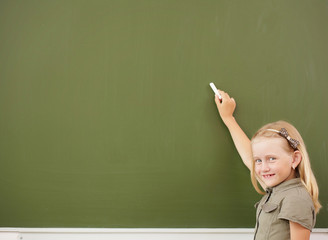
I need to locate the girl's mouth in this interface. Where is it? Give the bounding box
[262,174,275,179]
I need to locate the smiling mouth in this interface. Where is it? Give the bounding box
[262,174,275,179]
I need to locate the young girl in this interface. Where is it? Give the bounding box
[214,90,321,240]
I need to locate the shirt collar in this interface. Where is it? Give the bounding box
[266,178,303,194]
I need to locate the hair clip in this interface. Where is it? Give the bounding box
[266,128,300,150]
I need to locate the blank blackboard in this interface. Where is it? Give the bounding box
[0,0,327,228]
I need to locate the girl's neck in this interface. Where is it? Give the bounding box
[283,169,298,183]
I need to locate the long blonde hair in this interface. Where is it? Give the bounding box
[250,120,321,213]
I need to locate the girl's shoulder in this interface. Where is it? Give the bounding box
[272,178,312,204]
[278,186,316,230]
[279,182,313,205]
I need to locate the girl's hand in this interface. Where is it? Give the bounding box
[214,90,236,124]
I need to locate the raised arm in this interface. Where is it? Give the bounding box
[214,90,253,171]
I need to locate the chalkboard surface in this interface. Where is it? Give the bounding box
[0,0,327,228]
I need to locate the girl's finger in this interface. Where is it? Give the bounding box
[221,91,230,100]
[215,95,221,104]
[217,89,226,98]
[214,93,222,104]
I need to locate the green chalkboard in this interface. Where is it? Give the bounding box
[0,0,327,228]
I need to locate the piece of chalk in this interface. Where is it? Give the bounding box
[209,82,222,101]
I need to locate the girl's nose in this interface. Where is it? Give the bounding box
[261,161,270,172]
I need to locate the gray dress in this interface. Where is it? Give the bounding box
[254,178,315,240]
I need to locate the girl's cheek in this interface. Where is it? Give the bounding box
[255,165,261,174]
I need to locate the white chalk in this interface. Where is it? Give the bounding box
[209,82,222,101]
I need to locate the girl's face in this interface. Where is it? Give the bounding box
[252,137,296,188]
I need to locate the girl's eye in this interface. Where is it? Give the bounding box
[269,157,276,161]
[255,159,262,164]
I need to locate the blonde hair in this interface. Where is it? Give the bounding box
[250,120,321,213]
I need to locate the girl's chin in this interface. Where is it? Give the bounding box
[261,175,281,187]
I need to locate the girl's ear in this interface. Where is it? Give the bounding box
[292,150,302,169]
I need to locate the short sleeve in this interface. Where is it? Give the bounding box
[278,195,315,230]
